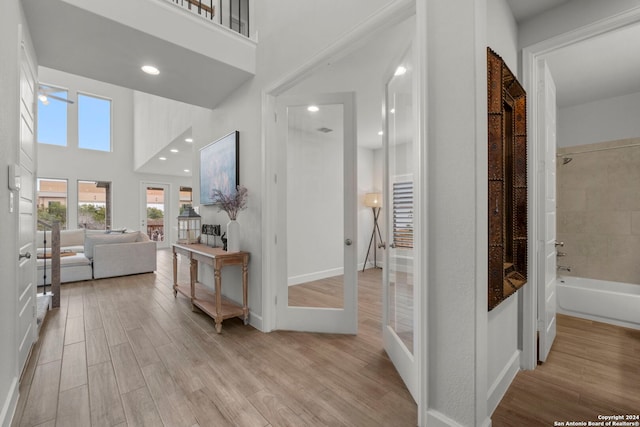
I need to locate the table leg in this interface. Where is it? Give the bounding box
[242,257,249,325]
[189,258,197,311]
[172,250,178,297]
[214,263,223,333]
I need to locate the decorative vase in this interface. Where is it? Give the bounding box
[226,219,240,252]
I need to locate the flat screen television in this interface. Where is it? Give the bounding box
[199,131,239,205]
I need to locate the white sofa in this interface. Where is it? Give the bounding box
[36,229,156,285]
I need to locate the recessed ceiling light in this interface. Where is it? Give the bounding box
[307,105,319,112]
[390,108,396,114]
[159,156,167,161]
[141,65,160,75]
[185,138,193,143]
[378,131,384,136]
[184,169,190,173]
[394,66,407,76]
[170,149,179,153]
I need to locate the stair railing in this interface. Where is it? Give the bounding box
[37,220,61,309]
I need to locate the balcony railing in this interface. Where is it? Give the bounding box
[166,0,251,38]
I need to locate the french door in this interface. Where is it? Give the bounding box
[140,183,170,248]
[275,92,358,333]
[382,45,419,400]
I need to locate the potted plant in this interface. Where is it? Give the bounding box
[211,185,248,252]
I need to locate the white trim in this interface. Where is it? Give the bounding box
[287,267,344,286]
[425,410,467,427]
[487,350,520,415]
[520,5,640,371]
[0,377,18,427]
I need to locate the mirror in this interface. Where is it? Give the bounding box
[487,48,528,311]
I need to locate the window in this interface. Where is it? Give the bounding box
[37,86,68,146]
[392,180,413,249]
[78,180,111,230]
[78,94,111,152]
[179,186,193,214]
[37,178,68,229]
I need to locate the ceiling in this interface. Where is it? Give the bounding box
[506,0,571,23]
[136,128,195,177]
[22,0,254,110]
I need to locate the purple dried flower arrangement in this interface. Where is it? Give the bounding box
[211,185,248,220]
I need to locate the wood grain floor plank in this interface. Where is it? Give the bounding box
[86,328,110,366]
[121,386,164,427]
[56,385,90,427]
[36,325,64,366]
[87,361,126,427]
[110,342,146,394]
[142,362,199,427]
[63,315,84,345]
[59,342,87,392]
[19,360,60,427]
[126,327,161,368]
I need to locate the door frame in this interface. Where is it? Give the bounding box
[520,6,640,370]
[140,182,171,248]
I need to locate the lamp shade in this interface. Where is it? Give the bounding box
[364,192,382,208]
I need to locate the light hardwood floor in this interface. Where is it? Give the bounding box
[493,314,640,426]
[12,249,417,427]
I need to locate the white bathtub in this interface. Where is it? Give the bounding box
[556,276,640,330]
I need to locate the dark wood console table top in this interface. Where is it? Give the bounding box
[172,243,249,333]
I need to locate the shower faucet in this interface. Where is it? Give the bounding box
[557,265,571,272]
[557,251,567,257]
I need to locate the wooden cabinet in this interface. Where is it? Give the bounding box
[172,243,249,333]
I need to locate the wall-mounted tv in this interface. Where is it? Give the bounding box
[199,131,239,205]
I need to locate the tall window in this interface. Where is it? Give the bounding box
[37,178,68,229]
[78,94,111,152]
[78,180,112,230]
[392,180,414,249]
[37,86,68,147]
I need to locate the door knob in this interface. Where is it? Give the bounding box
[345,239,352,246]
[378,242,386,249]
[19,252,31,260]
[389,243,397,249]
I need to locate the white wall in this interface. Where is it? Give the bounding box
[558,91,640,147]
[38,68,191,241]
[0,3,31,425]
[133,91,205,169]
[519,0,640,49]
[486,0,521,417]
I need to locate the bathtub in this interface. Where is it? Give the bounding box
[556,276,640,330]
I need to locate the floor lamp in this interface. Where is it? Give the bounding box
[363,192,383,272]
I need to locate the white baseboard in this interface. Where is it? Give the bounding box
[425,409,466,427]
[288,267,343,286]
[425,409,491,427]
[248,310,263,331]
[487,350,520,416]
[0,377,18,427]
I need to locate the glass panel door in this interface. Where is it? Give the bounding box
[142,183,169,249]
[383,46,419,399]
[276,92,357,334]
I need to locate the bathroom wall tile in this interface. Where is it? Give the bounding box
[557,188,586,212]
[607,235,640,259]
[632,211,640,235]
[585,211,631,236]
[557,211,587,234]
[585,187,614,211]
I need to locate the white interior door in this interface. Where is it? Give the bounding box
[141,183,170,248]
[17,35,38,375]
[275,92,358,334]
[382,45,419,400]
[538,60,557,362]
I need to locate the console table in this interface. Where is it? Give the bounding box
[172,243,249,333]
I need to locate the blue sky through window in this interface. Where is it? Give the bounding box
[79,94,111,152]
[37,90,67,146]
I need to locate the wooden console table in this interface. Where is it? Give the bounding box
[172,243,249,333]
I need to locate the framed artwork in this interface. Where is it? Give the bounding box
[200,131,239,205]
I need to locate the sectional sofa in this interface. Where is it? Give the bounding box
[36,229,157,285]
